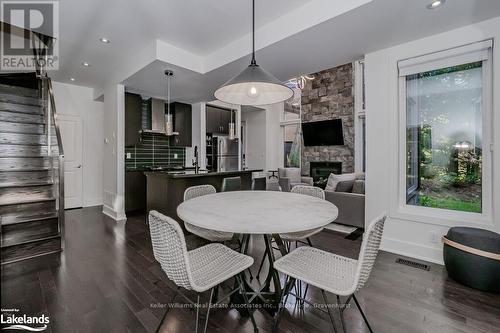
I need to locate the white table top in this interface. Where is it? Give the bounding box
[177,190,338,234]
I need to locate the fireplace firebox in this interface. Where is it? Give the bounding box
[310,161,342,188]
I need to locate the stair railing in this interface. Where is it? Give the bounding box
[33,39,65,249]
[44,77,65,248]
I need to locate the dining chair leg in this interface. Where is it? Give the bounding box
[212,285,219,303]
[195,294,201,333]
[352,294,374,333]
[321,289,338,333]
[236,274,258,333]
[337,295,347,333]
[273,275,295,332]
[203,288,215,333]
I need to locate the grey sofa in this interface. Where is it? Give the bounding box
[278,167,313,192]
[325,179,365,228]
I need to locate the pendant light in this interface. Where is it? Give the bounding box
[228,109,236,140]
[214,0,293,106]
[165,70,174,136]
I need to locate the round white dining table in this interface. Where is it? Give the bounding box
[177,190,338,234]
[177,190,339,313]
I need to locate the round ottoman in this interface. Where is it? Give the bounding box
[443,227,500,293]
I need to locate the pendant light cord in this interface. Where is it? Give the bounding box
[251,0,256,65]
[167,75,171,116]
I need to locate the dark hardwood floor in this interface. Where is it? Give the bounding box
[1,206,499,333]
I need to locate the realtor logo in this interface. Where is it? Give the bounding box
[1,308,49,331]
[0,0,59,71]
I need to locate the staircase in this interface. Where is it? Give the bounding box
[0,75,65,264]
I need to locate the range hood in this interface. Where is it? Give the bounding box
[140,98,178,135]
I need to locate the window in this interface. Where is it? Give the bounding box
[398,40,492,215]
[283,123,300,167]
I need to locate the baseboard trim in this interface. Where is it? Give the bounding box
[84,197,103,207]
[381,236,444,265]
[102,204,127,222]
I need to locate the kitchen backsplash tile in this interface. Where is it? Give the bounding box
[125,132,185,170]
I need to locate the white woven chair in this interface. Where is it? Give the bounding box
[148,211,257,333]
[183,185,234,242]
[273,214,386,333]
[280,185,326,243]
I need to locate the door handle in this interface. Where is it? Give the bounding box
[76,164,82,168]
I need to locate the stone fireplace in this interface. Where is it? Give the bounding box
[300,63,355,175]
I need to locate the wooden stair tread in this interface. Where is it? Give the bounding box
[1,233,60,248]
[0,101,43,115]
[0,145,57,157]
[0,110,45,124]
[0,197,56,207]
[0,180,54,188]
[1,213,58,226]
[0,84,39,98]
[0,157,56,172]
[0,93,44,107]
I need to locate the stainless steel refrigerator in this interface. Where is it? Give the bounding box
[212,136,239,172]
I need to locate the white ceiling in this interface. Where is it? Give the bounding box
[50,0,500,103]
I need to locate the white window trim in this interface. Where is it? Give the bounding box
[393,41,494,227]
[280,104,302,168]
[354,59,366,172]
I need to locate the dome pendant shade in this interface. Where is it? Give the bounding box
[214,63,293,106]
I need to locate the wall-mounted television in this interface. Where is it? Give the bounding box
[302,119,344,146]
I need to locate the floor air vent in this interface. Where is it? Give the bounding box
[395,258,430,271]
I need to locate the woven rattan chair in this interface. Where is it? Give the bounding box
[183,185,234,242]
[255,185,325,302]
[281,185,326,243]
[273,214,386,333]
[148,211,257,333]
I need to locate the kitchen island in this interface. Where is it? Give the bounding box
[144,169,262,224]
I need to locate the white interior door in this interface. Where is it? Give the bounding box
[58,114,83,209]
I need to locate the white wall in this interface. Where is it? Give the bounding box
[264,103,283,171]
[102,83,126,221]
[364,16,500,264]
[241,108,266,169]
[52,82,104,207]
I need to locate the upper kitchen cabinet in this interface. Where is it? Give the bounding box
[171,102,192,147]
[125,92,144,147]
[206,104,233,134]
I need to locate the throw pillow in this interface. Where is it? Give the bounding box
[325,172,356,191]
[336,180,355,192]
[285,168,301,184]
[352,180,365,194]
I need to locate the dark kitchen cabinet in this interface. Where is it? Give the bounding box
[206,105,233,134]
[125,171,146,213]
[170,102,192,147]
[125,93,143,146]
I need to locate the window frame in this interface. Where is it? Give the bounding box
[280,96,302,168]
[354,60,366,172]
[395,41,493,225]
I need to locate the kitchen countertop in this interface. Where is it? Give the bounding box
[144,168,262,179]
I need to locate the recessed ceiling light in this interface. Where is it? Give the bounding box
[427,0,445,9]
[99,37,110,44]
[82,62,90,67]
[70,78,75,81]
